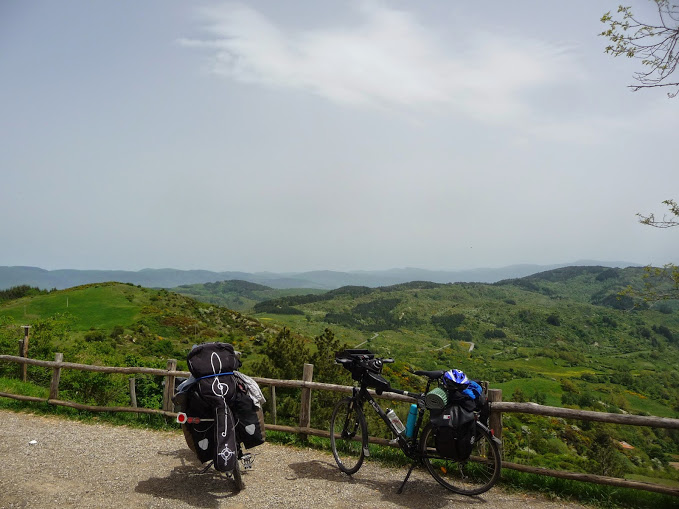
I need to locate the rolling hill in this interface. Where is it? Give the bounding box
[0,261,640,291]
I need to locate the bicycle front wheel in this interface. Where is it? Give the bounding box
[330,397,368,475]
[420,421,501,495]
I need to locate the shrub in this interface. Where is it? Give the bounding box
[546,314,561,326]
[84,330,106,342]
[110,325,124,338]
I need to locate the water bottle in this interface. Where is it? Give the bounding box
[386,408,406,436]
[405,403,418,438]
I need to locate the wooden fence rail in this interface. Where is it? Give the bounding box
[0,353,678,497]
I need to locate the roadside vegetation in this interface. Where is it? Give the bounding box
[1,265,678,505]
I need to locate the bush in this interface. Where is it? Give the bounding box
[431,313,466,339]
[110,325,124,338]
[546,314,561,326]
[483,328,507,339]
[84,330,106,342]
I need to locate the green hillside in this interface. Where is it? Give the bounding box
[248,266,679,487]
[168,279,326,312]
[250,268,679,379]
[0,282,273,371]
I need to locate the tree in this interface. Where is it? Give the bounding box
[601,1,679,97]
[589,427,627,477]
[309,328,349,384]
[632,200,679,302]
[638,198,679,227]
[308,328,351,428]
[252,327,309,380]
[251,327,311,426]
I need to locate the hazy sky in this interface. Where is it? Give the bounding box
[1,0,677,273]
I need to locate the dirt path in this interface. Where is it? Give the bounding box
[0,409,589,509]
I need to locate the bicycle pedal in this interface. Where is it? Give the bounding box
[241,453,255,470]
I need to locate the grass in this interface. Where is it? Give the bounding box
[0,376,175,431]
[0,284,145,331]
[493,378,563,406]
[626,474,679,488]
[500,469,679,509]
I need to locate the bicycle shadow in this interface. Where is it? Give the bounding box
[134,448,241,509]
[288,459,490,508]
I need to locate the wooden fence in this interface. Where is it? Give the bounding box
[0,353,678,497]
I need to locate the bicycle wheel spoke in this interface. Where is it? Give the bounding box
[330,398,367,475]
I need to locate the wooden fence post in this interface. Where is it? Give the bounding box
[20,325,30,382]
[299,363,314,440]
[488,388,503,454]
[270,385,277,425]
[162,359,177,413]
[49,353,63,400]
[129,377,137,408]
[18,339,23,379]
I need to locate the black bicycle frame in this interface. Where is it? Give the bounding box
[352,376,435,457]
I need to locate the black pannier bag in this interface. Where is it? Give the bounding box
[175,388,215,464]
[430,404,476,461]
[187,343,240,472]
[230,384,265,449]
[176,342,266,467]
[187,341,241,377]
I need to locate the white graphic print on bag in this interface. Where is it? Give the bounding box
[183,342,241,471]
[207,351,237,470]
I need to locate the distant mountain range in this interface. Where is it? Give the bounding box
[0,261,641,291]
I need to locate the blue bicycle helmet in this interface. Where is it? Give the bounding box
[443,368,469,389]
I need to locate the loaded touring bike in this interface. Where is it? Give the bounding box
[330,349,501,495]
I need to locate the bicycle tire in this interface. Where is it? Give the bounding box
[330,397,368,475]
[420,421,501,495]
[181,424,197,453]
[232,459,245,491]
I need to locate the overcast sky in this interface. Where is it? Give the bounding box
[1,0,677,273]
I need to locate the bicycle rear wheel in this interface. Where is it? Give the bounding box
[231,461,245,491]
[420,421,501,495]
[330,397,368,474]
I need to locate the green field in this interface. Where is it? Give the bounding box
[0,283,144,331]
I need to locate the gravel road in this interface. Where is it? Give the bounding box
[0,409,589,509]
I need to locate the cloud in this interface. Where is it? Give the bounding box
[179,1,583,123]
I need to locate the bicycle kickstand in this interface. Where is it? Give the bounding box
[397,462,417,494]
